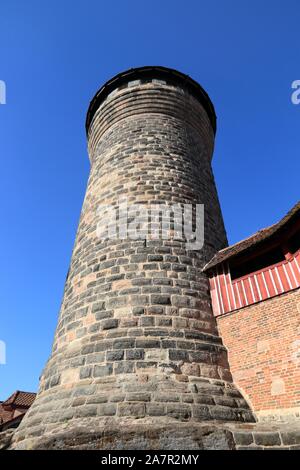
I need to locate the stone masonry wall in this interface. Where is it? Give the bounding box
[217,288,300,422]
[11,72,254,449]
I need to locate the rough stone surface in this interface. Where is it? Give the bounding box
[0,430,14,450]
[12,421,236,450]
[11,67,255,450]
[8,419,300,450]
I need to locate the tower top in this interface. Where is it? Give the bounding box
[85,66,217,135]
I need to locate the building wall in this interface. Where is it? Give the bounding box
[217,288,300,421]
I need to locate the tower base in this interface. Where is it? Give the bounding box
[11,419,236,450]
[8,418,300,450]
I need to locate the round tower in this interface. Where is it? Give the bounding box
[12,67,254,450]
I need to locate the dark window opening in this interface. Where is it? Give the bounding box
[118,83,128,91]
[140,78,153,84]
[288,230,300,255]
[230,247,285,280]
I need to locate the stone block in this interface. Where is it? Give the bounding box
[118,403,146,418]
[93,364,113,377]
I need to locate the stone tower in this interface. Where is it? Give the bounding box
[12,66,254,450]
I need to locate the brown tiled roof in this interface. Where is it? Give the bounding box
[3,391,36,408]
[203,201,300,272]
[0,391,36,427]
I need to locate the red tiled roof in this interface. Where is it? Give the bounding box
[3,391,36,408]
[203,201,300,272]
[0,391,36,426]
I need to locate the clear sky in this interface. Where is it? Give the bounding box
[0,0,299,399]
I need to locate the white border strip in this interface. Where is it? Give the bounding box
[248,277,256,302]
[216,267,225,314]
[261,270,271,298]
[212,275,221,315]
[283,263,292,290]
[269,269,278,295]
[275,266,284,293]
[241,279,248,306]
[254,274,262,301]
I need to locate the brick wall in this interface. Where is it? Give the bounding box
[217,288,300,421]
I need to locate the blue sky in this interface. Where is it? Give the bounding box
[0,0,299,399]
